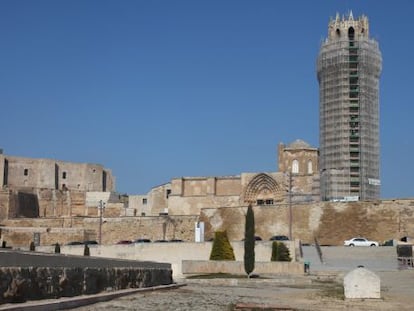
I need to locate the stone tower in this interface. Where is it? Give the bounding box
[317,13,382,201]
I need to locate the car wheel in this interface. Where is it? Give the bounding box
[370,244,377,247]
[349,244,355,247]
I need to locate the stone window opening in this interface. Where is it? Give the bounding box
[62,172,67,179]
[292,160,299,174]
[24,168,28,176]
[307,160,313,174]
[348,27,355,40]
[256,199,274,206]
[166,189,171,199]
[142,198,147,205]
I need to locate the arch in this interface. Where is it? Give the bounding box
[348,27,355,40]
[336,28,341,37]
[292,159,299,174]
[242,173,283,204]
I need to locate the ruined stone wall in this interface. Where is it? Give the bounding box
[1,155,115,192]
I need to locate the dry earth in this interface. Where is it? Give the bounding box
[70,270,414,311]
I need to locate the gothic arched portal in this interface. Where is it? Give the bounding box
[242,173,285,205]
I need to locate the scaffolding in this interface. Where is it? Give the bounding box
[317,14,382,201]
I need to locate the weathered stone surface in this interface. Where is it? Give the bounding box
[0,266,173,305]
[344,267,381,299]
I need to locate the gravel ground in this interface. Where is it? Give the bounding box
[70,270,414,311]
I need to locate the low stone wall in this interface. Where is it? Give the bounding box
[182,260,304,275]
[0,250,173,305]
[0,266,172,304]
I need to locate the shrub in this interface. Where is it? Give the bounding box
[54,243,61,254]
[209,231,235,260]
[271,241,291,262]
[83,244,90,256]
[244,205,255,277]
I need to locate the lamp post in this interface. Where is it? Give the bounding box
[98,200,106,244]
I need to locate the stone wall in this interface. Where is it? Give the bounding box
[1,199,414,248]
[200,199,414,245]
[0,155,114,192]
[0,215,199,247]
[0,251,172,304]
[182,260,304,275]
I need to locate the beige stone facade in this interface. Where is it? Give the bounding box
[2,199,414,247]
[129,140,320,216]
[0,153,115,192]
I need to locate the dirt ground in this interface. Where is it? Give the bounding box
[71,270,414,311]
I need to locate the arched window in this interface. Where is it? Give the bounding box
[336,28,341,37]
[307,160,313,174]
[292,159,299,174]
[348,27,355,40]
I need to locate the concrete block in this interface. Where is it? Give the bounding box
[344,267,380,299]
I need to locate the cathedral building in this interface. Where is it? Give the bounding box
[129,140,319,216]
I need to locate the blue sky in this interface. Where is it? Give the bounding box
[1,0,413,199]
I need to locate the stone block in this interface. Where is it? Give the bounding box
[344,267,380,299]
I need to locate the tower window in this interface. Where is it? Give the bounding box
[24,169,28,176]
[166,189,171,198]
[142,198,147,205]
[336,28,340,36]
[292,159,299,174]
[348,27,355,40]
[62,172,67,179]
[307,160,313,174]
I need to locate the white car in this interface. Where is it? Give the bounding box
[344,237,379,247]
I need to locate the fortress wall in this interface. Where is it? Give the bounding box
[199,199,414,245]
[1,199,414,247]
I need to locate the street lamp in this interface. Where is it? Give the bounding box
[98,200,106,244]
[284,172,293,240]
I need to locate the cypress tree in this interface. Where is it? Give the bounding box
[244,204,255,277]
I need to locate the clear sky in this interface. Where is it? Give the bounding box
[1,0,413,199]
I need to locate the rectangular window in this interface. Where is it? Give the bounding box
[62,172,67,179]
[166,189,171,198]
[257,200,264,205]
[265,199,274,205]
[24,169,28,176]
[142,198,147,205]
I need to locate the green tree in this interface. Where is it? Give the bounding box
[244,205,255,277]
[271,241,292,261]
[209,231,235,260]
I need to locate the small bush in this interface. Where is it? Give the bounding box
[271,241,291,261]
[54,243,61,254]
[209,231,235,261]
[83,244,90,256]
